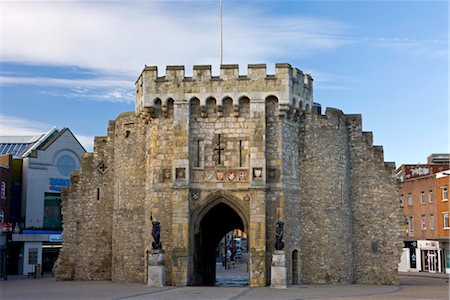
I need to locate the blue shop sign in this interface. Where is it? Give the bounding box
[49,178,71,191]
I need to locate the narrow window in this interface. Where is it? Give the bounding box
[96,188,100,201]
[408,216,414,237]
[442,186,448,201]
[430,214,435,230]
[443,212,449,229]
[420,191,425,204]
[429,189,433,203]
[407,193,413,206]
[421,215,427,230]
[400,195,404,207]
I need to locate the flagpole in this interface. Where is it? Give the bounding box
[220,0,223,66]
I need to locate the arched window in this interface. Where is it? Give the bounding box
[222,97,233,117]
[239,97,250,118]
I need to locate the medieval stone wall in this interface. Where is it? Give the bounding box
[55,130,114,280]
[346,115,403,284]
[299,107,353,283]
[55,63,402,287]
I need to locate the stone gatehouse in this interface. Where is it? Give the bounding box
[55,64,403,286]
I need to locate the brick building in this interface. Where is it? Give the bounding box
[397,160,449,273]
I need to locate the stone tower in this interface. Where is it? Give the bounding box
[55,64,403,286]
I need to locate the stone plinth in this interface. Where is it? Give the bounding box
[270,250,287,289]
[148,250,165,287]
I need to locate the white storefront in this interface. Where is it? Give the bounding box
[11,128,85,275]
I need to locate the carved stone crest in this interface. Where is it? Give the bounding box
[97,161,108,174]
[227,171,236,181]
[239,171,247,181]
[253,168,263,179]
[162,169,171,181]
[216,171,225,181]
[176,168,186,179]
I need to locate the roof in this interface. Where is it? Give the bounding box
[0,135,42,157]
[0,127,57,158]
[0,127,86,158]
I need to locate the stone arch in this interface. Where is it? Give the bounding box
[151,98,162,118]
[166,98,174,118]
[238,96,250,118]
[222,97,233,117]
[190,191,249,285]
[189,97,201,118]
[206,97,217,118]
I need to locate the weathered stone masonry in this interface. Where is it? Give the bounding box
[55,63,403,286]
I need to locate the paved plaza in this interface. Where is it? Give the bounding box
[0,271,448,300]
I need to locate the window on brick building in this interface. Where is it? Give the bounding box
[421,215,427,230]
[408,216,414,236]
[420,191,425,204]
[429,189,433,203]
[400,195,404,207]
[443,212,449,229]
[430,214,435,230]
[407,193,413,206]
[442,186,448,201]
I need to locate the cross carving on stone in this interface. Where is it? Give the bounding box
[214,134,225,165]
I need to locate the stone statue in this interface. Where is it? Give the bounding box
[275,221,284,250]
[151,221,162,250]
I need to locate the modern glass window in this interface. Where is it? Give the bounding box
[43,192,62,230]
[407,193,413,206]
[420,191,425,204]
[421,215,427,230]
[429,189,434,203]
[408,216,414,236]
[444,212,449,229]
[430,214,435,230]
[400,195,404,207]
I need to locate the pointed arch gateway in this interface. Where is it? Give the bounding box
[189,191,249,285]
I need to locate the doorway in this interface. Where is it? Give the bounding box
[191,201,249,286]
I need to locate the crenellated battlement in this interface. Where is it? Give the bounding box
[135,64,313,115]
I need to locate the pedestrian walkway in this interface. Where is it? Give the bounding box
[399,271,450,279]
[0,274,448,300]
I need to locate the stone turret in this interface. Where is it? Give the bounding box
[135,64,313,117]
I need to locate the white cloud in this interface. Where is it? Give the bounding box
[2,1,349,75]
[0,115,94,151]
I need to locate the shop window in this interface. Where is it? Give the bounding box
[0,181,5,199]
[430,214,435,230]
[421,215,426,230]
[429,189,433,203]
[443,212,449,229]
[407,193,413,206]
[29,248,38,265]
[420,191,425,204]
[400,195,404,207]
[408,216,414,237]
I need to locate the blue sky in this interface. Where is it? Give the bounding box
[0,0,448,166]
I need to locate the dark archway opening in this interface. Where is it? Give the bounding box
[192,202,248,286]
